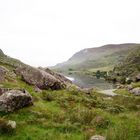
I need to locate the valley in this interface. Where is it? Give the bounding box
[0,45,140,140]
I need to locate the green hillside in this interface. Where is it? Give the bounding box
[53,44,140,72]
[0,49,140,140]
[107,46,140,83]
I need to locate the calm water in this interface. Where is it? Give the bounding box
[66,74,115,90]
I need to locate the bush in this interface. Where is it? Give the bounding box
[92,116,110,128]
[41,91,56,101]
[68,107,96,125]
[105,104,125,114]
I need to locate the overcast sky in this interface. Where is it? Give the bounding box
[0,0,140,67]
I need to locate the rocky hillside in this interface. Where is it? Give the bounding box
[0,49,72,90]
[0,49,140,140]
[114,47,140,77]
[53,43,140,71]
[108,46,140,82]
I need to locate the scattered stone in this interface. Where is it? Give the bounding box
[80,88,93,95]
[126,85,133,91]
[7,120,16,129]
[90,135,106,140]
[130,87,140,96]
[0,89,33,112]
[34,86,42,93]
[116,84,125,89]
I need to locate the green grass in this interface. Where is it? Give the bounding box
[88,66,114,72]
[132,82,140,88]
[0,80,140,140]
[114,89,131,96]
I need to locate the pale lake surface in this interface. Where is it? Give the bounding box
[66,74,115,90]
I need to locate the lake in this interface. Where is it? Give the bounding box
[66,74,115,90]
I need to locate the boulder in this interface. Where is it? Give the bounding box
[90,135,106,140]
[0,88,12,96]
[135,74,140,82]
[126,85,133,91]
[79,88,93,95]
[44,68,72,84]
[116,84,125,89]
[130,87,140,96]
[15,66,66,90]
[7,120,16,129]
[0,89,33,112]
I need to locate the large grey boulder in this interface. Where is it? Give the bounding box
[130,87,140,96]
[0,90,33,112]
[44,68,72,85]
[15,66,68,90]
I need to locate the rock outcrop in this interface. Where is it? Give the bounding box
[0,89,33,112]
[43,68,72,84]
[130,87,140,96]
[0,66,16,83]
[0,66,6,82]
[15,66,67,90]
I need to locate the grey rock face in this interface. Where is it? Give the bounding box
[44,68,72,84]
[0,90,33,112]
[15,66,68,90]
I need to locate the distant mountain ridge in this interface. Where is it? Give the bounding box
[53,43,140,71]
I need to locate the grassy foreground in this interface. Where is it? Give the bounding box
[0,81,140,140]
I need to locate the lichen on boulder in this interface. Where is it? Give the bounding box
[0,89,33,112]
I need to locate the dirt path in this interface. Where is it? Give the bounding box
[99,89,117,96]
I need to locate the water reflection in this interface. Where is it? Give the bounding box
[67,74,115,90]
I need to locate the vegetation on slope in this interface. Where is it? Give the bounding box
[0,77,140,140]
[53,44,140,72]
[114,46,140,78]
[107,46,140,83]
[0,48,140,140]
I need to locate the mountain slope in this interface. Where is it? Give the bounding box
[0,49,71,90]
[53,43,140,71]
[113,46,140,79]
[0,49,140,140]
